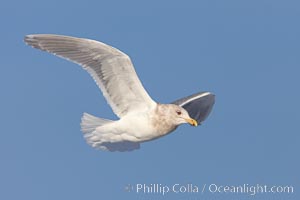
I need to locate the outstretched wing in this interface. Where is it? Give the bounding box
[172,92,215,124]
[24,34,156,118]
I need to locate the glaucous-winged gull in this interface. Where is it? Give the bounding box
[24,34,215,152]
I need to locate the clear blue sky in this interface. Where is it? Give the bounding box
[1,0,299,199]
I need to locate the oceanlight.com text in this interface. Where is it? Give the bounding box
[207,183,294,195]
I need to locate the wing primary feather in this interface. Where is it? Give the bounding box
[24,34,156,118]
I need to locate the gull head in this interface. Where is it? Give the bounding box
[156,104,198,127]
[172,105,198,126]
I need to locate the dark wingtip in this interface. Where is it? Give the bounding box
[197,93,215,123]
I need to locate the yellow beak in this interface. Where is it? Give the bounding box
[185,118,198,126]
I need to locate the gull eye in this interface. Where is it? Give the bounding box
[176,110,182,115]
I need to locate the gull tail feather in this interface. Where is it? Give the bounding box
[81,112,112,134]
[80,113,140,152]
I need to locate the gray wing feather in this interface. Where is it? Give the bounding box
[172,92,215,124]
[24,34,155,118]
